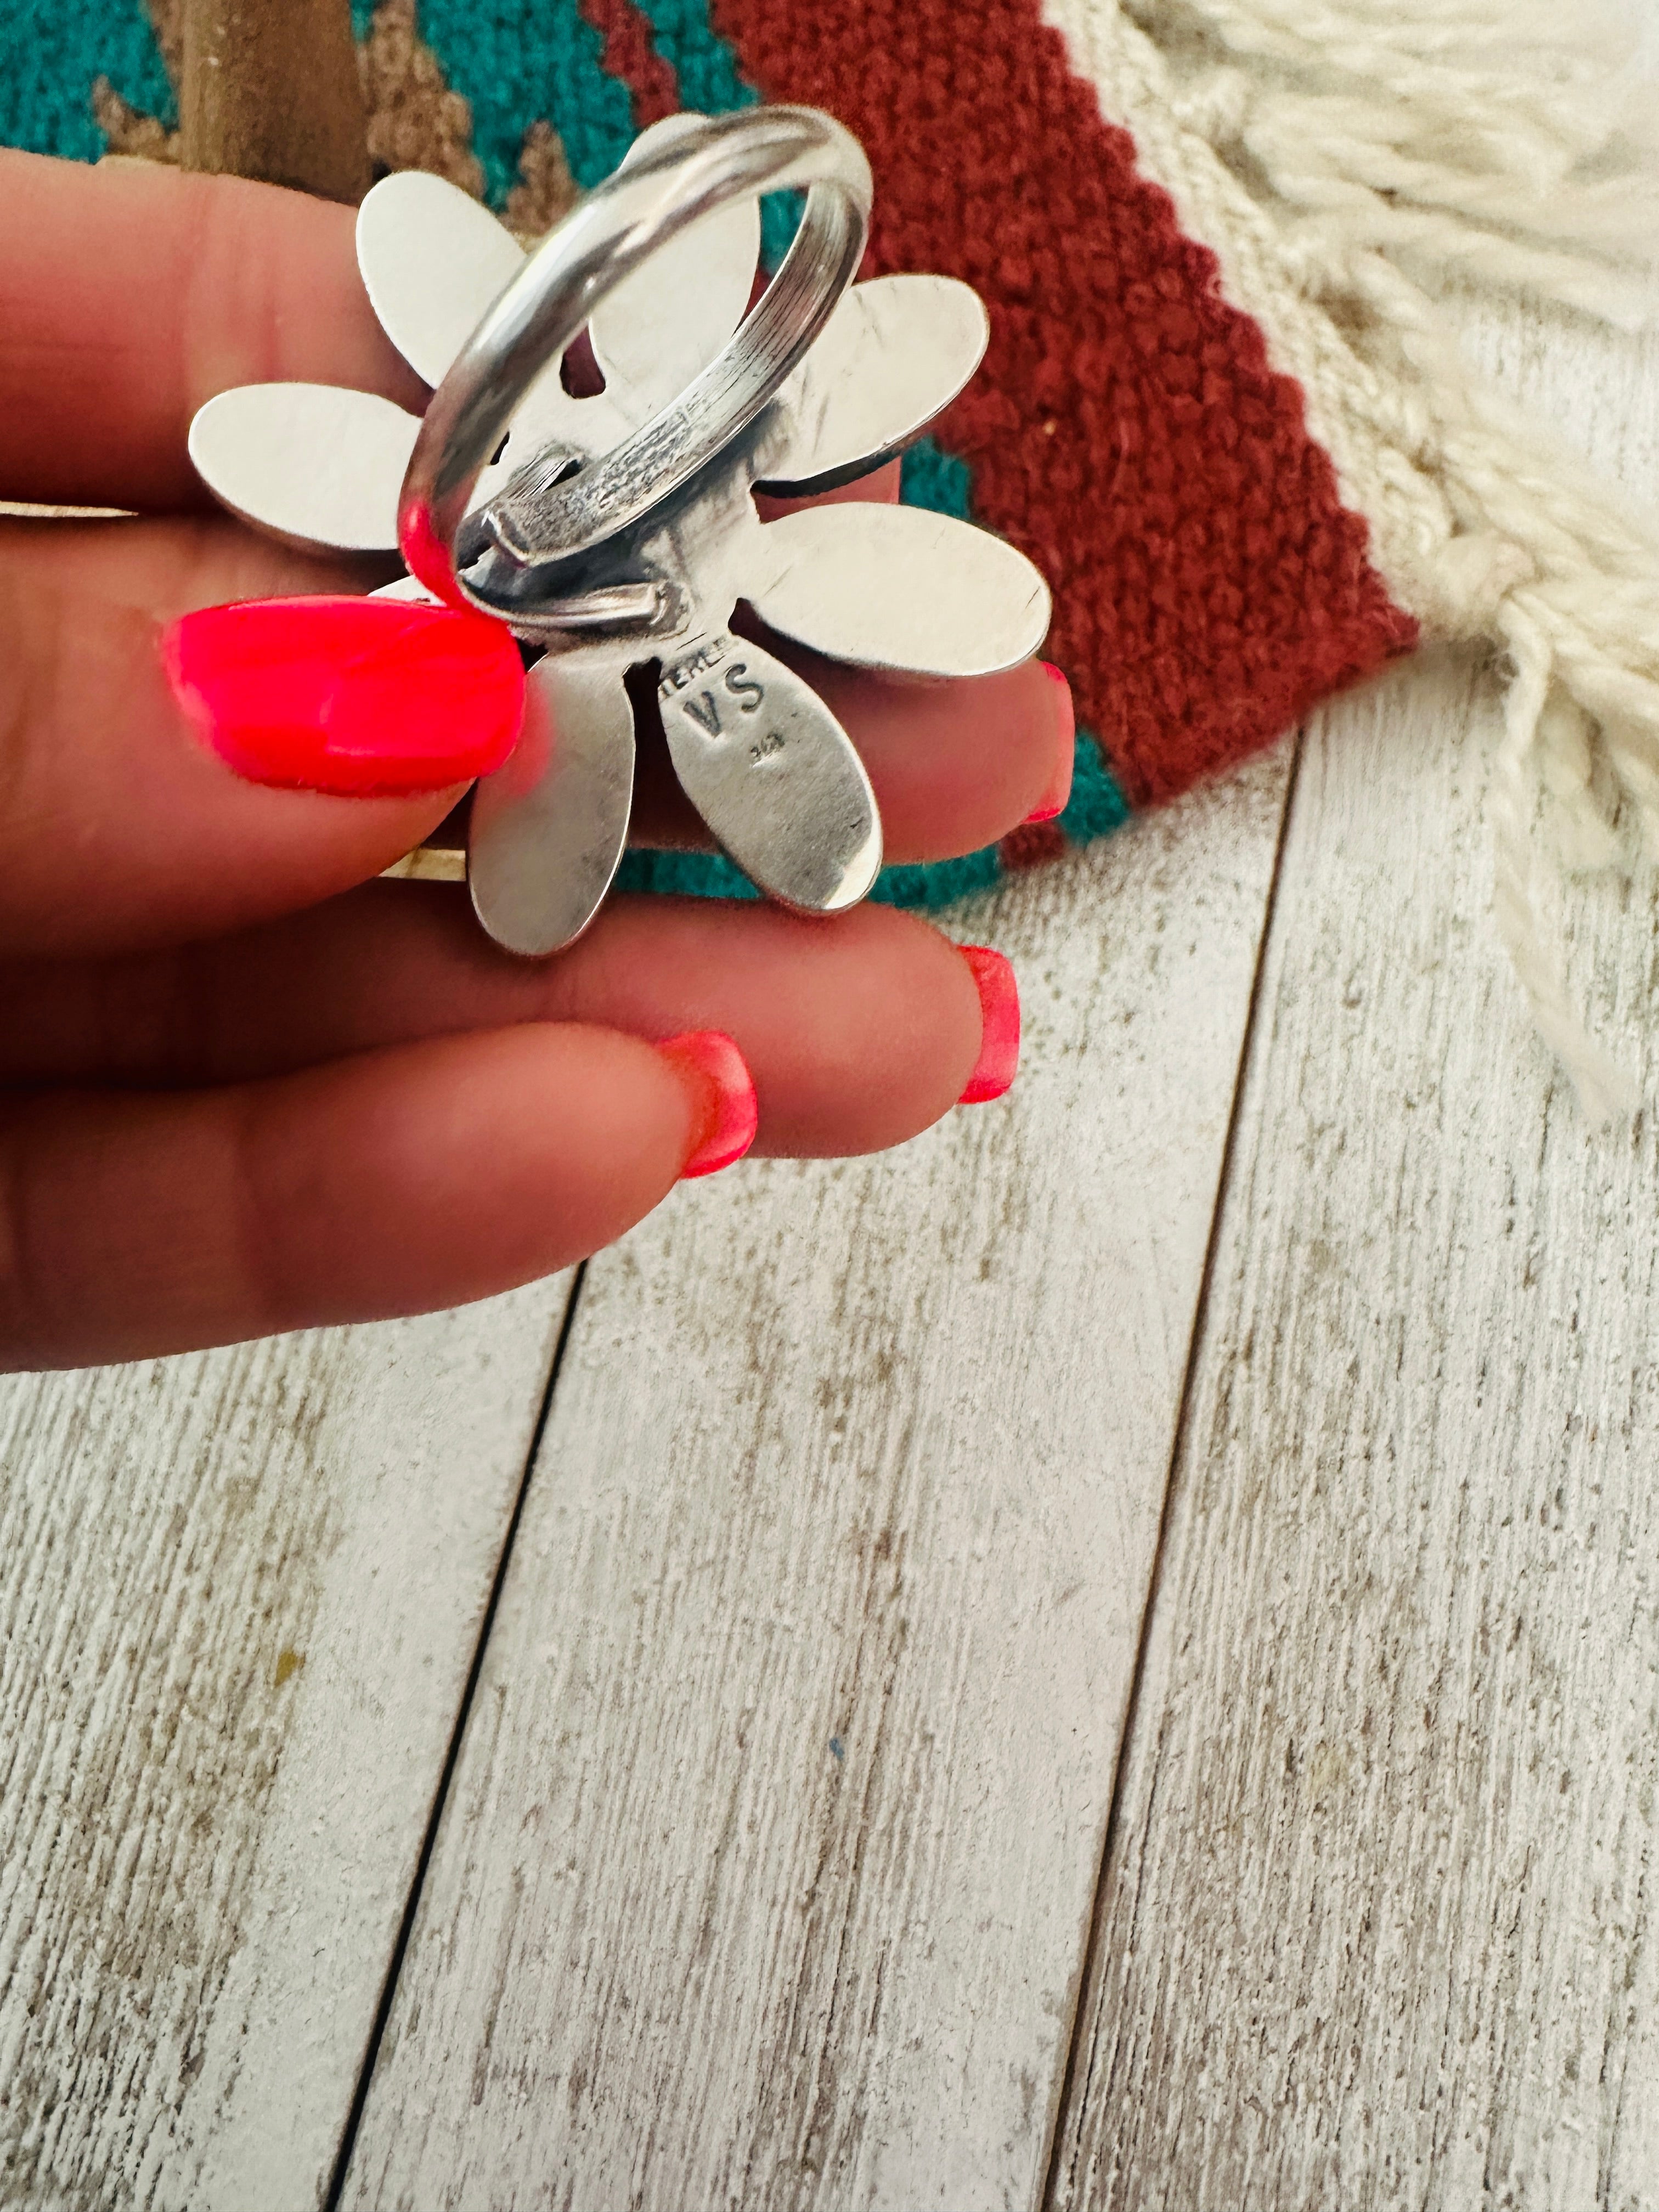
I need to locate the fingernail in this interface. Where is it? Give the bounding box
[1025,661,1075,822]
[163,595,525,798]
[1025,768,1071,825]
[958,946,1020,1104]
[655,1030,759,1178]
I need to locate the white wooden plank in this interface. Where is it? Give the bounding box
[1051,303,1659,2209]
[0,1282,571,2210]
[338,750,1290,2210]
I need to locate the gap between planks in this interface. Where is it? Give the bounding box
[1049,289,1659,2211]
[0,1280,576,2209]
[1037,723,1306,2211]
[324,1262,591,2212]
[330,754,1294,2211]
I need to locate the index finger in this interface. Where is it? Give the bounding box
[0,150,422,510]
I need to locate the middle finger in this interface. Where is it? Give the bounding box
[0,515,1070,957]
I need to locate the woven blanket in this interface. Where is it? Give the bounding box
[5,0,1658,1107]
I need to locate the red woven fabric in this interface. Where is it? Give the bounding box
[710,0,1417,805]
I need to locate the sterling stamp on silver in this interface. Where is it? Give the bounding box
[188,105,1053,956]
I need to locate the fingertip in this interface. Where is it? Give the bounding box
[804,652,1077,864]
[1042,658,1075,735]
[1024,662,1075,821]
[162,595,523,797]
[654,1030,759,1177]
[716,902,986,1156]
[956,946,1021,1104]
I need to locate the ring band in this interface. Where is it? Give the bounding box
[397,106,872,613]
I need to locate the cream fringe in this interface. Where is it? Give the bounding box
[1045,0,1659,1119]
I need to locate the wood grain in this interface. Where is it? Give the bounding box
[336,752,1291,2210]
[0,1284,570,2210]
[1051,303,1659,2210]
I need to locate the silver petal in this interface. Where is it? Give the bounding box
[356,171,526,388]
[469,652,636,956]
[658,629,880,912]
[747,503,1051,676]
[589,113,761,423]
[357,171,626,495]
[188,383,419,551]
[752,275,989,495]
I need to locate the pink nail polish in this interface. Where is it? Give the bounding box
[958,946,1020,1104]
[656,1030,759,1178]
[1024,763,1071,825]
[1025,661,1075,822]
[163,595,524,798]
